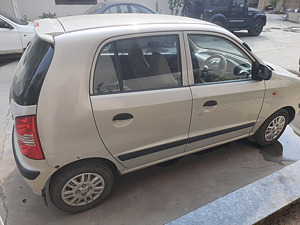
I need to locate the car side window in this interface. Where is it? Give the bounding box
[232,0,245,8]
[130,5,154,13]
[188,34,252,84]
[93,35,182,94]
[107,6,117,13]
[106,5,128,13]
[210,0,227,6]
[0,19,9,29]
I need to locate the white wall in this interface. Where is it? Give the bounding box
[0,0,15,17]
[0,0,172,21]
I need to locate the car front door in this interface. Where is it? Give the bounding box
[0,18,22,54]
[184,32,265,152]
[228,0,249,28]
[90,33,192,168]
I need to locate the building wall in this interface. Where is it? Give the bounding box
[282,0,300,11]
[0,0,172,20]
[0,0,15,16]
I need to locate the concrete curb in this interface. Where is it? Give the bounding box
[166,160,300,225]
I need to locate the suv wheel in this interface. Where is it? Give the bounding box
[251,109,289,146]
[248,19,264,36]
[213,20,225,28]
[49,160,114,213]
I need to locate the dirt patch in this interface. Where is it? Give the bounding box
[255,199,300,225]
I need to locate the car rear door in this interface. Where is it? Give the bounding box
[90,32,192,168]
[184,32,265,152]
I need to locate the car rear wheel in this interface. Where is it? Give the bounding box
[212,20,225,28]
[248,19,264,36]
[49,160,114,213]
[252,109,289,146]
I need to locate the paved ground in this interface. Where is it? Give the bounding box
[235,14,300,75]
[0,15,300,225]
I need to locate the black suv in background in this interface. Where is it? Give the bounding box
[182,0,266,36]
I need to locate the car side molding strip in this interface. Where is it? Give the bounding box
[118,139,188,161]
[118,122,255,161]
[188,122,255,144]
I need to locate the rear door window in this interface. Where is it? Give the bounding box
[93,34,182,94]
[11,36,54,105]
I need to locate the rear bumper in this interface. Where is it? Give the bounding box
[12,127,56,195]
[12,131,40,180]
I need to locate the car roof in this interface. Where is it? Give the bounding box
[57,14,212,33]
[35,14,241,44]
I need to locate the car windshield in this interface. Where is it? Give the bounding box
[0,11,28,25]
[84,3,106,14]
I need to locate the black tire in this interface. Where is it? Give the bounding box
[248,19,264,36]
[49,159,114,213]
[252,109,289,147]
[212,20,225,28]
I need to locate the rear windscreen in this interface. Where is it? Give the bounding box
[11,36,54,106]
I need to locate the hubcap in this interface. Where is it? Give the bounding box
[61,173,105,206]
[265,116,286,142]
[253,21,262,34]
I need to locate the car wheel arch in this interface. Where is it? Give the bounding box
[249,106,296,143]
[48,157,119,186]
[252,14,266,25]
[283,106,296,123]
[209,14,227,28]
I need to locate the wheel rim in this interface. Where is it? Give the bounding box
[265,116,286,142]
[253,21,262,34]
[61,173,105,206]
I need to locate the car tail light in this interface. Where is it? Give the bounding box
[34,20,39,27]
[15,116,45,160]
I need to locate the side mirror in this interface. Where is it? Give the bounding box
[253,64,272,81]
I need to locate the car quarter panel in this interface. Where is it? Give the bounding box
[250,67,300,134]
[36,30,125,171]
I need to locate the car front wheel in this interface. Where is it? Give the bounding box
[248,19,264,36]
[212,20,225,28]
[254,109,289,146]
[49,159,114,213]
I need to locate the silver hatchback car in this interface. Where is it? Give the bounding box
[10,14,300,212]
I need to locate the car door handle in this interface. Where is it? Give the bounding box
[203,100,217,107]
[113,113,133,121]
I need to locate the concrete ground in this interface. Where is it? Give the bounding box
[0,15,300,225]
[234,14,300,75]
